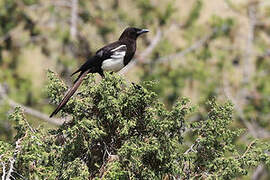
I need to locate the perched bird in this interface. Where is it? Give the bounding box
[49,27,149,117]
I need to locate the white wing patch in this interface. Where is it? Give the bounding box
[101,45,126,72]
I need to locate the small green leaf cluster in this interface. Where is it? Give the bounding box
[182,100,270,179]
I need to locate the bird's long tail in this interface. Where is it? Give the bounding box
[49,69,90,118]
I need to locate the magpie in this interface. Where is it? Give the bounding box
[49,27,149,117]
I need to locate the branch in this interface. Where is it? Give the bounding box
[8,99,65,126]
[184,143,196,155]
[1,156,6,180]
[119,28,163,75]
[155,27,218,63]
[6,138,22,180]
[182,139,200,179]
[70,0,78,40]
[0,84,65,126]
[184,139,200,155]
[238,140,256,159]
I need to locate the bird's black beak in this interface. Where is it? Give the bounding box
[137,29,149,35]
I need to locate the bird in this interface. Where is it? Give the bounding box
[49,27,149,117]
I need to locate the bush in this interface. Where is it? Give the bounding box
[0,72,269,179]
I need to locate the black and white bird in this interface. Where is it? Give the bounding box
[50,27,149,117]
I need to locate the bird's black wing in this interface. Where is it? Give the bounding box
[71,41,126,79]
[95,42,126,60]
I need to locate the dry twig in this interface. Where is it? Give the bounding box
[184,143,197,155]
[1,157,6,180]
[156,28,216,63]
[0,84,65,126]
[6,138,22,180]
[151,25,228,63]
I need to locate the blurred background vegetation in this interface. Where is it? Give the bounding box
[0,0,270,178]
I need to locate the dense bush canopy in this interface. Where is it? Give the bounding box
[0,73,269,179]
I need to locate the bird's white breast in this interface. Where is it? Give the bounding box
[101,45,126,72]
[101,57,125,72]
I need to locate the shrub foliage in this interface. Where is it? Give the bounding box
[0,72,269,179]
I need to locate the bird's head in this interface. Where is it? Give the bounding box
[119,27,149,41]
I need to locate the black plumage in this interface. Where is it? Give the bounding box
[50,27,149,117]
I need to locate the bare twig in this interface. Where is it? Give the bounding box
[0,84,65,126]
[156,29,215,63]
[184,139,200,155]
[238,140,256,159]
[182,140,200,179]
[70,0,78,40]
[1,157,6,180]
[119,28,163,75]
[184,143,197,155]
[152,24,232,64]
[8,99,65,126]
[6,138,22,180]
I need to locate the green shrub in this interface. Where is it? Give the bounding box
[0,72,269,179]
